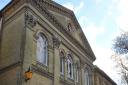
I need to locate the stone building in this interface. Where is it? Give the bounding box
[0,0,117,85]
[94,66,117,85]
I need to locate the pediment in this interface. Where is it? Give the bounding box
[44,1,96,61]
[48,10,84,46]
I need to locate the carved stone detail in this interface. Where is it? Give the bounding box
[74,61,80,69]
[25,12,37,28]
[31,64,54,80]
[53,36,61,48]
[29,0,95,61]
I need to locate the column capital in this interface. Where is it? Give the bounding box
[53,36,61,48]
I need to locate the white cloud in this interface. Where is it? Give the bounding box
[63,1,84,13]
[82,22,105,45]
[93,0,102,5]
[94,47,114,71]
[63,3,74,11]
[116,0,128,32]
[79,16,120,84]
[75,1,84,13]
[78,16,89,27]
[94,47,121,83]
[80,21,113,74]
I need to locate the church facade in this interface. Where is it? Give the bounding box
[0,0,116,85]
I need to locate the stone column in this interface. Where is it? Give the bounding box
[64,56,68,80]
[81,67,85,85]
[91,70,95,85]
[73,63,76,84]
[77,65,81,85]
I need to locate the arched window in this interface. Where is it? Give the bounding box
[67,54,73,79]
[60,52,65,75]
[37,33,48,66]
[84,69,90,85]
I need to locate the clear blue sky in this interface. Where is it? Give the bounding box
[1,0,128,84]
[0,0,11,10]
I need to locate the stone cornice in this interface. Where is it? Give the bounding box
[44,0,86,36]
[60,78,75,85]
[43,0,72,16]
[0,61,21,74]
[39,0,80,30]
[0,0,24,18]
[94,66,117,85]
[31,64,54,80]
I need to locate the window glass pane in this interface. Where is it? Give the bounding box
[37,33,47,65]
[60,57,64,74]
[67,55,73,79]
[85,70,89,85]
[60,57,62,72]
[60,52,65,75]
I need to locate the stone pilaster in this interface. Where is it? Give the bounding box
[53,36,61,85]
[64,56,68,80]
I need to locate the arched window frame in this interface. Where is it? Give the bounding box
[67,54,74,79]
[60,52,65,75]
[36,32,48,66]
[84,68,91,85]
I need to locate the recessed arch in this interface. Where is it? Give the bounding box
[84,66,92,85]
[36,32,48,66]
[66,51,74,60]
[59,51,65,75]
[67,53,74,79]
[59,48,66,58]
[75,61,80,82]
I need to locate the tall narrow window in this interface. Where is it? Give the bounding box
[67,55,73,79]
[37,33,48,66]
[60,52,64,75]
[76,64,79,82]
[84,69,90,85]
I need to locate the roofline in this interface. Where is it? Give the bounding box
[0,0,12,13]
[51,0,73,13]
[49,1,96,60]
[94,66,117,85]
[0,11,2,18]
